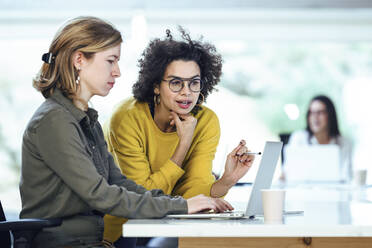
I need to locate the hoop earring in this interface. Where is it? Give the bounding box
[154,94,160,105]
[197,93,205,105]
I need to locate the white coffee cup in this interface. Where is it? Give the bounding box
[261,189,286,224]
[353,169,367,187]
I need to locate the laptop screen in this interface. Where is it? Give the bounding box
[284,145,341,183]
[245,141,283,217]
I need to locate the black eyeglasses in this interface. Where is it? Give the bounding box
[162,77,203,93]
[309,110,327,116]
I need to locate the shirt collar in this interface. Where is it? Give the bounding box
[50,88,98,126]
[310,134,337,145]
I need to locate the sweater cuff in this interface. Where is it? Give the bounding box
[198,182,214,197]
[159,159,185,187]
[182,182,214,199]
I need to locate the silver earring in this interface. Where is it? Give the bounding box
[76,68,81,85]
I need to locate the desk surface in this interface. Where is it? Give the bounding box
[123,185,372,237]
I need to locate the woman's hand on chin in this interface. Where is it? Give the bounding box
[169,111,197,146]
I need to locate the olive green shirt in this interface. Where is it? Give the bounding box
[20,88,187,221]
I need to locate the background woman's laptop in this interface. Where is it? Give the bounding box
[166,141,283,219]
[284,145,341,183]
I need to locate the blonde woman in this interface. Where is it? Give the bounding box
[20,17,236,248]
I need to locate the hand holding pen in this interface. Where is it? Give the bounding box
[234,140,261,161]
[230,140,258,165]
[211,140,257,197]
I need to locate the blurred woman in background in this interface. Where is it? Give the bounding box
[288,95,352,182]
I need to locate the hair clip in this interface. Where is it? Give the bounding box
[166,29,172,39]
[42,52,55,64]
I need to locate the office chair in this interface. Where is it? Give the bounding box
[278,133,291,165]
[0,200,62,248]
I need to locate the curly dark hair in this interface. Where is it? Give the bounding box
[132,27,222,114]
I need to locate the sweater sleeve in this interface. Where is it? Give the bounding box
[106,111,185,195]
[172,112,220,199]
[36,109,187,219]
[106,139,166,197]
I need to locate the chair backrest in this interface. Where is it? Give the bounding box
[0,200,6,221]
[279,133,291,165]
[0,200,12,248]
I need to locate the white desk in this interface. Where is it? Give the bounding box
[124,185,372,247]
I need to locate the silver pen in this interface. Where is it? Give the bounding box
[236,152,262,156]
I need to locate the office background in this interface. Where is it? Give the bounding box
[1,0,372,214]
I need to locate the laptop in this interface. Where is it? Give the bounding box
[166,141,283,219]
[284,145,341,183]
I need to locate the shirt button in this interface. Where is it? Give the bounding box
[92,146,96,149]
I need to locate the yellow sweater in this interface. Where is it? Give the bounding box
[103,97,220,242]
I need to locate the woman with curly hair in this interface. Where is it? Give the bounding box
[103,28,255,247]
